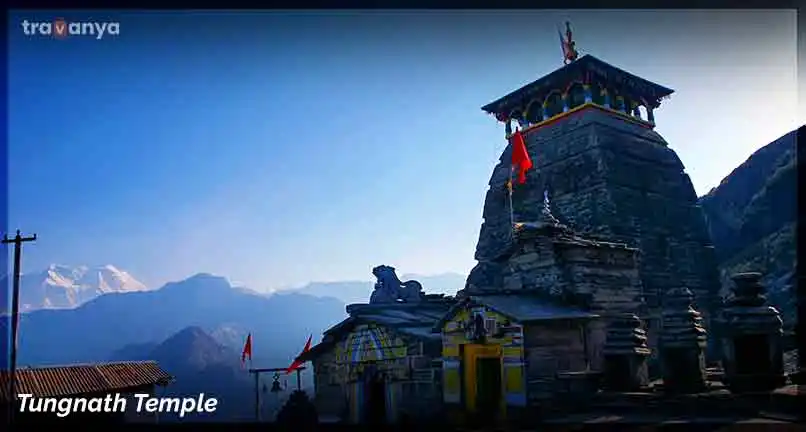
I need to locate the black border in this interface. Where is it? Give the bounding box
[1,3,9,377]
[5,0,804,9]
[3,2,803,428]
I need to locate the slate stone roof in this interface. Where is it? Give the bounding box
[0,361,173,403]
[481,54,674,116]
[297,299,453,363]
[432,294,599,332]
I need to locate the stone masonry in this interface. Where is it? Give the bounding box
[468,108,722,361]
[470,198,644,370]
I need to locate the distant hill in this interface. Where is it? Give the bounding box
[112,326,291,422]
[291,272,466,305]
[2,264,149,313]
[698,128,798,331]
[12,273,347,371]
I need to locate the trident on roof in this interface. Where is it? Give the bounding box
[558,21,579,65]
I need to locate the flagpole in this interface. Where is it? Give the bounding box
[509,166,515,230]
[507,122,517,232]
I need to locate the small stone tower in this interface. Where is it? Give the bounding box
[469,50,722,362]
[601,313,651,391]
[720,272,786,393]
[659,287,708,393]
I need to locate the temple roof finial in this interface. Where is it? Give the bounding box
[538,189,560,226]
[559,21,580,65]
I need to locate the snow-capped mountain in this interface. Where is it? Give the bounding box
[12,264,150,312]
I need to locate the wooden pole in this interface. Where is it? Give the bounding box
[2,230,36,425]
[296,368,302,391]
[253,370,260,422]
[248,367,306,422]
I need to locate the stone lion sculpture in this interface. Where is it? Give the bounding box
[369,265,425,304]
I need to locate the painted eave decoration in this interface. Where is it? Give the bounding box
[480,54,674,118]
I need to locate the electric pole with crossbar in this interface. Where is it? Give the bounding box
[2,230,36,424]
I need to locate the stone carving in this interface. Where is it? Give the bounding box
[369,265,425,304]
[659,287,707,393]
[601,313,651,391]
[719,272,786,393]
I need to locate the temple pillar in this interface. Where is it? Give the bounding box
[533,105,543,123]
[602,89,610,109]
[659,287,708,394]
[583,85,592,103]
[562,93,569,112]
[616,96,626,113]
[542,101,550,120]
[601,314,651,392]
[720,272,786,393]
[647,107,655,124]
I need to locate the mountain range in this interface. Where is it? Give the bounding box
[10,265,466,314]
[12,273,347,368]
[111,326,284,422]
[698,129,798,332]
[290,272,466,305]
[8,264,150,312]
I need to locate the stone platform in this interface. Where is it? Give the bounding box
[537,384,804,426]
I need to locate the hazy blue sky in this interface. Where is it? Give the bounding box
[7,10,800,290]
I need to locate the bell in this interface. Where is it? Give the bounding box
[270,379,282,393]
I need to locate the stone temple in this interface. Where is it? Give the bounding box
[298,47,796,426]
[468,53,722,363]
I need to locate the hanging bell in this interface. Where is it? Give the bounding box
[271,378,283,393]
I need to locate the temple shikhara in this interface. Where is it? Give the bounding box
[297,24,791,425]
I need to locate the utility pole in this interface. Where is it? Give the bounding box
[2,230,36,425]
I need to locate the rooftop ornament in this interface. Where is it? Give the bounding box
[559,21,580,65]
[369,265,425,304]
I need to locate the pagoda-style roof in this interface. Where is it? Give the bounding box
[481,54,674,116]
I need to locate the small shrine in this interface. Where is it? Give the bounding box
[436,194,648,423]
[659,287,708,393]
[601,313,651,392]
[720,272,786,393]
[295,266,452,423]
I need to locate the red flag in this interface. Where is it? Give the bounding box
[510,130,532,184]
[241,333,252,365]
[285,335,313,374]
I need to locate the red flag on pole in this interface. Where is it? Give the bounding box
[241,333,252,365]
[510,129,533,184]
[285,335,313,374]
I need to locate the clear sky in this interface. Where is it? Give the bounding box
[7,10,800,291]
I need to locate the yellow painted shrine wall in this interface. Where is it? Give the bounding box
[329,323,409,423]
[440,305,527,408]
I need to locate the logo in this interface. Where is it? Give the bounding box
[53,18,67,39]
[21,18,120,40]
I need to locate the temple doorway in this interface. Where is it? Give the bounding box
[734,335,770,374]
[475,357,502,425]
[363,373,387,424]
[462,344,503,424]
